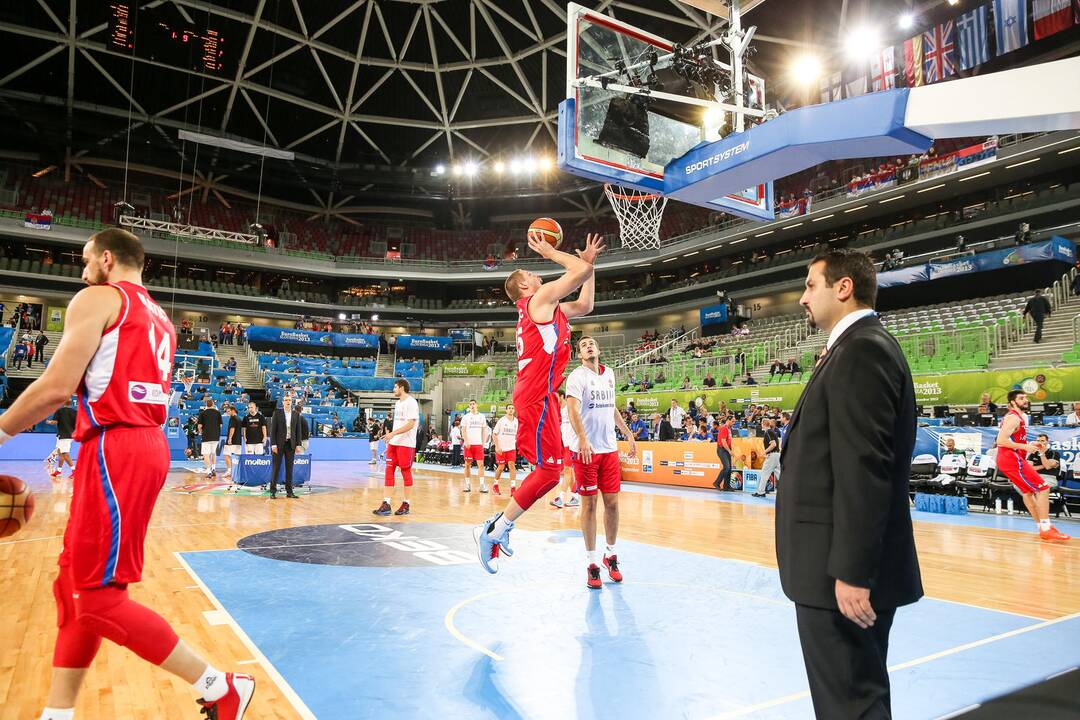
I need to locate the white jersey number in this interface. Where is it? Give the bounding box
[148,324,171,384]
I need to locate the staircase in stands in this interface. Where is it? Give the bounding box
[6,329,63,380]
[988,295,1080,370]
[227,343,264,390]
[376,352,396,377]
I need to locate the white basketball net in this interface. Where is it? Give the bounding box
[604,184,668,251]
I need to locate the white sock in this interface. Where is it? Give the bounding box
[383,497,391,505]
[488,514,513,538]
[1038,519,1051,530]
[40,709,75,720]
[587,550,600,566]
[606,544,617,557]
[194,665,227,701]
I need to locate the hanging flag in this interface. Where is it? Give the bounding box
[956,5,991,70]
[903,35,924,87]
[843,63,867,98]
[819,71,842,103]
[923,20,957,82]
[1033,0,1073,38]
[870,47,896,91]
[992,0,1031,55]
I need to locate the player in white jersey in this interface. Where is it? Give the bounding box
[460,400,491,493]
[565,336,637,588]
[491,404,519,496]
[550,390,580,508]
[373,379,420,516]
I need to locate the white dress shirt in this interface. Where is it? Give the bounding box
[825,308,877,350]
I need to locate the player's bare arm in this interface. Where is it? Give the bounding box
[996,414,1037,453]
[566,396,593,465]
[561,234,606,319]
[0,286,120,436]
[526,232,598,323]
[614,407,637,459]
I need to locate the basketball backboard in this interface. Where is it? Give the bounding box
[559,2,774,221]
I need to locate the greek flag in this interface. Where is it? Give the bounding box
[956,5,990,70]
[992,0,1031,55]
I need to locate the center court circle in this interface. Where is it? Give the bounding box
[237,522,477,568]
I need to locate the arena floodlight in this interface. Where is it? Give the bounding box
[946,0,959,5]
[898,13,914,29]
[509,159,523,174]
[523,156,537,173]
[434,164,445,175]
[844,26,880,62]
[493,161,506,174]
[452,164,465,177]
[371,313,380,321]
[538,157,553,171]
[788,55,822,85]
[338,313,346,320]
[464,161,479,177]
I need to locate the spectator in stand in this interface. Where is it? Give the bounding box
[744,372,758,385]
[653,413,675,441]
[769,359,783,382]
[1023,289,1052,344]
[33,330,49,365]
[721,376,732,387]
[703,372,716,388]
[681,376,692,390]
[1065,402,1080,426]
[1014,221,1032,246]
[668,399,686,430]
[640,374,653,391]
[629,413,649,441]
[786,358,803,380]
[679,417,695,441]
[11,340,27,370]
[655,369,667,384]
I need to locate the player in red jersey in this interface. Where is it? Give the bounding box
[473,231,604,572]
[995,389,1070,542]
[0,229,254,719]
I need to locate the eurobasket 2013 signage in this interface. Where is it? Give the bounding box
[441,363,492,377]
[699,302,728,326]
[616,365,1080,411]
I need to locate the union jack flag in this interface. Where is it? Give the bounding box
[923,20,957,83]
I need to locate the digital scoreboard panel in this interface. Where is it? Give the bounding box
[107,3,227,76]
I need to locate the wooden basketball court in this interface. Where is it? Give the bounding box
[2,459,1078,719]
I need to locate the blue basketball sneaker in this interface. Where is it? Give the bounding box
[473,512,514,574]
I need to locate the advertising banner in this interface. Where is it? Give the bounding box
[699,303,729,326]
[879,237,1075,288]
[914,425,1080,468]
[448,328,475,341]
[331,332,379,349]
[441,363,493,377]
[232,453,312,487]
[246,325,378,350]
[618,365,1080,412]
[617,439,764,489]
[46,305,66,332]
[395,335,453,353]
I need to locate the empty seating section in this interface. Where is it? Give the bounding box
[882,293,1027,372]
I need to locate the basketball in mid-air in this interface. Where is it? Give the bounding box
[529,217,563,249]
[0,475,34,538]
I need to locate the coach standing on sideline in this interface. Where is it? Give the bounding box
[777,249,922,719]
[269,394,303,499]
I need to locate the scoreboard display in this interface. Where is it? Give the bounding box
[108,3,227,76]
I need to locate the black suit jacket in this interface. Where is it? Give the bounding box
[269,408,303,450]
[775,314,923,611]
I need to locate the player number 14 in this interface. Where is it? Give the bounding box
[148,324,171,384]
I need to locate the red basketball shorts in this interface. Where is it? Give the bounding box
[462,444,484,463]
[60,426,169,590]
[563,447,574,469]
[495,449,516,465]
[386,443,414,470]
[572,451,622,495]
[996,449,1049,495]
[515,392,564,471]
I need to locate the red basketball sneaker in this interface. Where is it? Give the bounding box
[603,555,623,583]
[586,564,602,589]
[492,483,501,495]
[1040,526,1071,542]
[197,672,255,719]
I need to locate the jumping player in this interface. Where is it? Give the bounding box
[550,390,580,508]
[460,400,490,493]
[995,389,1070,541]
[373,379,418,516]
[0,229,253,719]
[491,403,518,496]
[474,231,604,572]
[565,336,636,588]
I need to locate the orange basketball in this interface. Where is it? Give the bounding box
[529,217,563,249]
[0,475,34,538]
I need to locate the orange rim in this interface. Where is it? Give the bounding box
[604,184,662,202]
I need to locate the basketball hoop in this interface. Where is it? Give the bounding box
[604,184,668,251]
[182,374,195,396]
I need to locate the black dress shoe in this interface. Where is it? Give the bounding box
[286,493,298,499]
[269,493,277,499]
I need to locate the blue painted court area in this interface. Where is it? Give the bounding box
[182,526,1079,720]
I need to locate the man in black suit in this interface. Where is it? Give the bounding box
[776,249,922,719]
[269,394,303,499]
